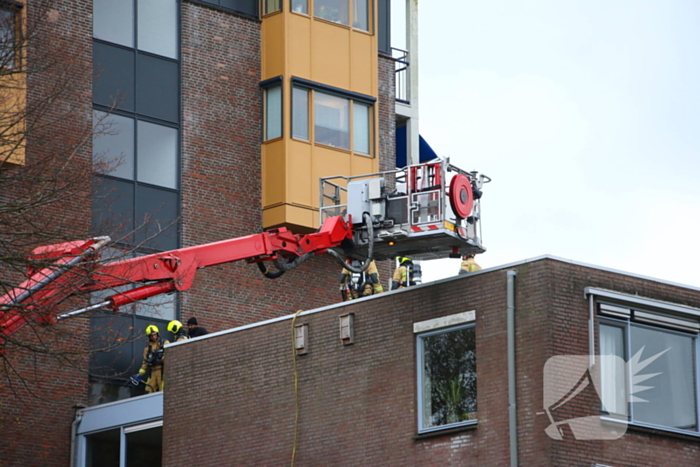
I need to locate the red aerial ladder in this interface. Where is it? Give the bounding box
[0,159,490,344]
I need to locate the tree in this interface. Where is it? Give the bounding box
[0,0,173,396]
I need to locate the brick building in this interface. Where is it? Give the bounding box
[153,256,700,466]
[2,0,418,465]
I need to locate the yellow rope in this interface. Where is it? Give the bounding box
[290,309,304,467]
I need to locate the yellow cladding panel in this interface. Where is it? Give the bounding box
[261,12,286,80]
[350,32,375,96]
[287,139,313,207]
[351,153,376,176]
[311,22,350,89]
[288,14,311,78]
[261,139,286,207]
[263,203,316,232]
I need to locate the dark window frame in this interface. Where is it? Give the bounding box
[186,0,260,20]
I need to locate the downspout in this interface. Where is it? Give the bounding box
[70,404,86,467]
[507,270,518,467]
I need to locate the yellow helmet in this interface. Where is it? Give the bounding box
[145,325,159,336]
[399,256,413,265]
[167,320,183,334]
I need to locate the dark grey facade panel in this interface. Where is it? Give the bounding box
[135,53,180,123]
[188,0,258,18]
[377,0,390,55]
[93,41,136,111]
[134,185,179,251]
[92,176,136,242]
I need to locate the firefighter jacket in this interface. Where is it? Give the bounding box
[459,257,482,275]
[392,264,410,289]
[339,260,384,300]
[139,337,169,374]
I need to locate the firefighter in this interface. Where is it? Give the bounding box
[339,260,384,301]
[134,325,169,393]
[459,254,482,275]
[167,320,189,342]
[392,256,414,289]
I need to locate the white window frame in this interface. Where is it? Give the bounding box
[415,311,477,434]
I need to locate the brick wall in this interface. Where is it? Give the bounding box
[1,1,94,466]
[163,258,700,466]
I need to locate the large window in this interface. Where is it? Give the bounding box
[416,320,477,433]
[289,80,374,156]
[91,0,180,405]
[599,302,699,434]
[84,423,162,467]
[311,0,369,31]
[92,0,180,253]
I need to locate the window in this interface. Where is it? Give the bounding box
[93,0,134,47]
[264,0,282,15]
[599,312,698,433]
[315,0,348,25]
[352,0,369,31]
[93,0,180,253]
[91,0,180,405]
[311,0,370,30]
[83,424,162,466]
[137,0,178,59]
[600,312,698,431]
[416,323,477,433]
[92,112,180,252]
[264,84,282,140]
[291,0,308,14]
[292,87,309,140]
[353,102,370,154]
[314,92,349,149]
[289,81,374,154]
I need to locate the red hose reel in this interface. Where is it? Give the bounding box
[449,174,474,220]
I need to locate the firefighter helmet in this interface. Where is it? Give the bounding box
[167,320,183,334]
[145,325,159,336]
[398,256,413,265]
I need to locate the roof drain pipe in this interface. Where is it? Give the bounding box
[70,404,86,467]
[507,270,519,467]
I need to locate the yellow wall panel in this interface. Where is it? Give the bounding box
[311,21,350,88]
[288,14,311,78]
[261,13,286,80]
[262,204,316,232]
[351,155,376,176]
[288,140,313,207]
[350,33,375,96]
[261,140,287,207]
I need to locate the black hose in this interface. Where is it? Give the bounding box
[328,213,374,273]
[256,261,285,279]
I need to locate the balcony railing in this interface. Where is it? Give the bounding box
[392,47,409,103]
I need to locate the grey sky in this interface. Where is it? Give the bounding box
[415,1,700,285]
